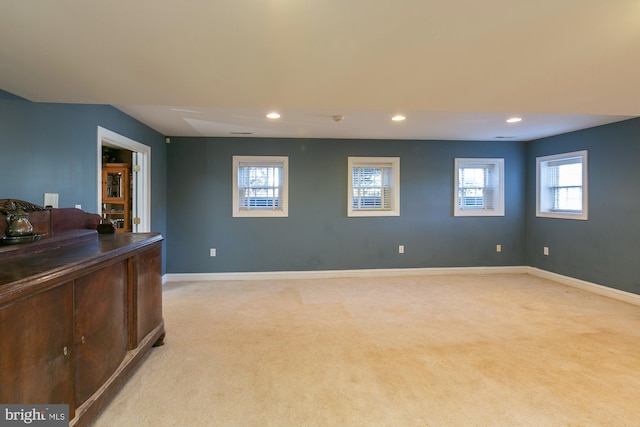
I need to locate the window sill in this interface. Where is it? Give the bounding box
[233,210,288,218]
[347,210,400,218]
[454,209,504,217]
[536,211,588,220]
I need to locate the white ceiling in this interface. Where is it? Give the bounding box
[1,1,638,141]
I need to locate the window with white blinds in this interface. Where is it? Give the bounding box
[454,158,504,217]
[232,156,288,217]
[348,157,400,217]
[536,150,588,220]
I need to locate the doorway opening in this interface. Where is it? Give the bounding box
[96,126,151,232]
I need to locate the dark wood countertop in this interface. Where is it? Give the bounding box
[0,231,163,305]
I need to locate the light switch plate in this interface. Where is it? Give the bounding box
[44,193,59,208]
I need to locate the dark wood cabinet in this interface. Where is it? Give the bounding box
[132,245,163,347]
[0,230,164,427]
[0,282,75,411]
[74,261,128,408]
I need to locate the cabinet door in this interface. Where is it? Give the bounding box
[0,282,74,407]
[102,166,128,202]
[133,245,163,347]
[102,164,131,232]
[74,261,128,407]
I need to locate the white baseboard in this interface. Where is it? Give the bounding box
[164,266,640,307]
[527,267,640,307]
[164,266,527,282]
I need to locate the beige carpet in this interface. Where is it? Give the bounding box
[90,274,640,426]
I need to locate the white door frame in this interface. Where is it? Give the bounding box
[96,126,151,232]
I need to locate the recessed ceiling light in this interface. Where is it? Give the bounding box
[266,112,281,119]
[392,115,406,122]
[506,117,522,123]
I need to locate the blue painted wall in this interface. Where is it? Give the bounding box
[166,137,527,273]
[0,90,26,101]
[4,88,639,295]
[526,117,640,294]
[0,89,168,271]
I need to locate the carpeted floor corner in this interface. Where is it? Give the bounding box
[90,274,640,426]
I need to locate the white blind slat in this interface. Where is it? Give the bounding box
[352,166,392,210]
[458,165,494,210]
[238,164,283,210]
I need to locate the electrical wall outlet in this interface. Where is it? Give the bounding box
[496,244,502,253]
[543,247,549,256]
[210,248,216,257]
[398,245,405,254]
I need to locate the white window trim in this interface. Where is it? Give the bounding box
[454,158,505,217]
[232,155,288,218]
[348,156,400,217]
[536,150,588,220]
